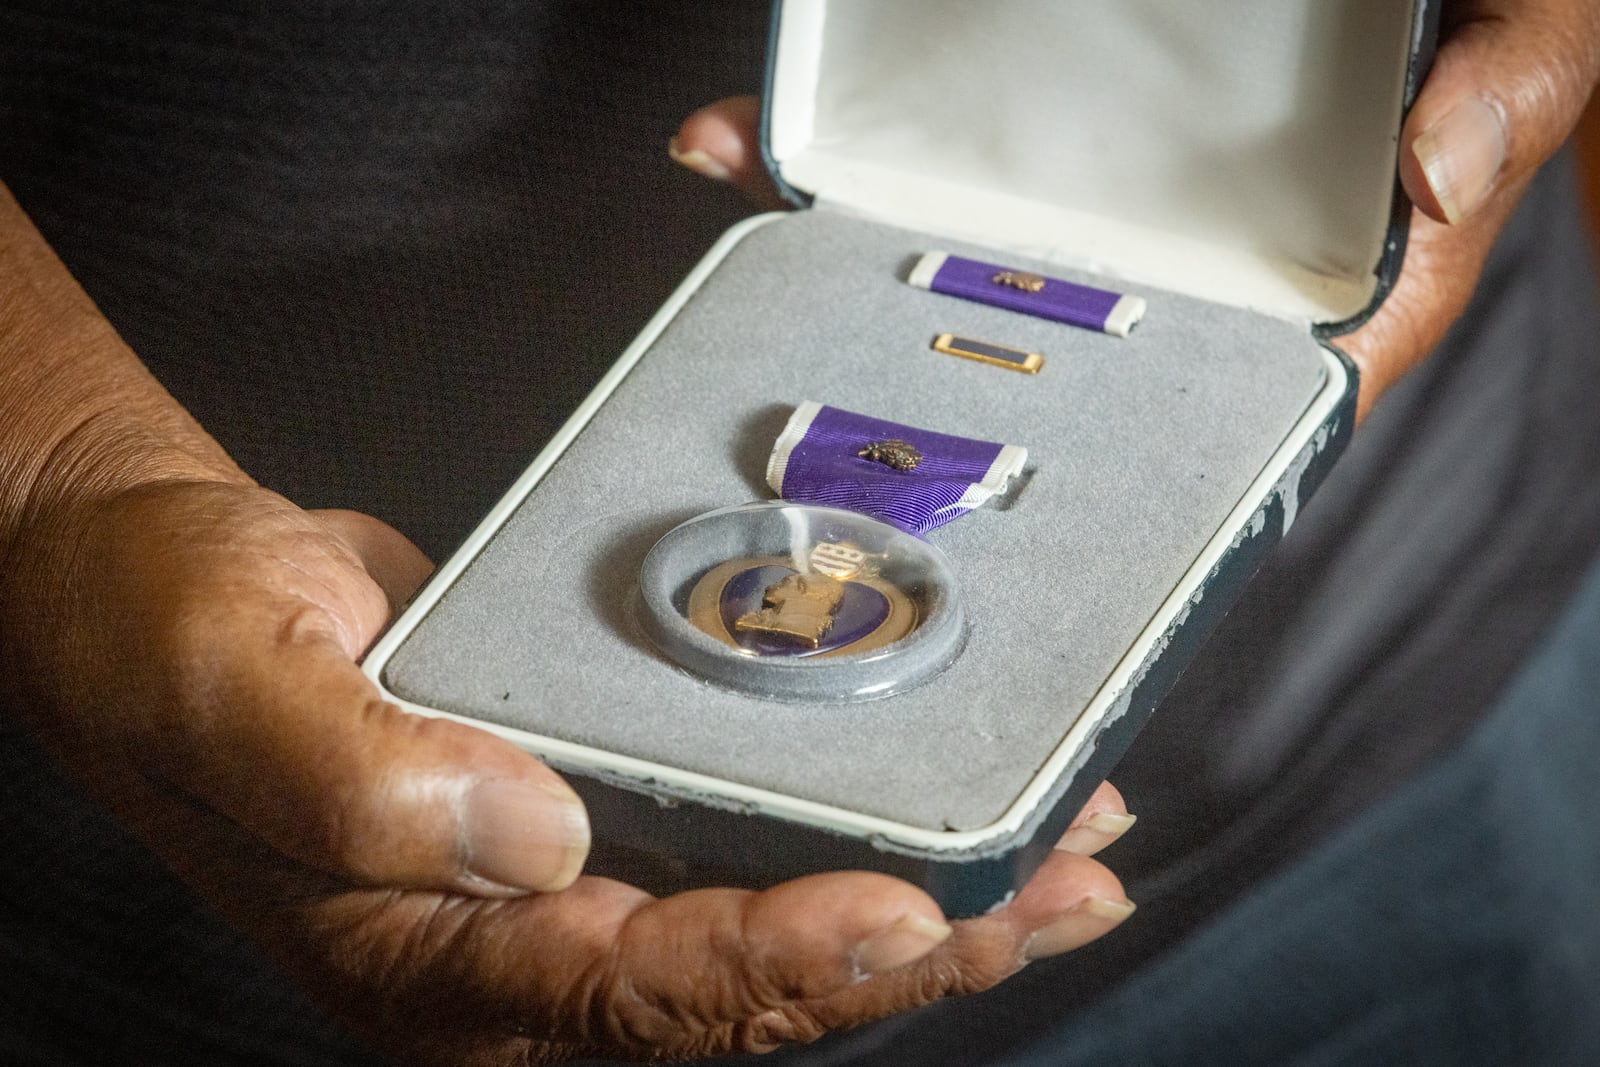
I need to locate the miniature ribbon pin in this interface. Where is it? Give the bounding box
[765,402,1027,535]
[908,251,1146,337]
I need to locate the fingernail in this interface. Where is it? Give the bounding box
[668,135,733,182]
[1413,97,1506,224]
[853,913,953,978]
[1055,811,1138,855]
[1022,895,1137,962]
[462,778,590,893]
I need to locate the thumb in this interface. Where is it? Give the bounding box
[175,613,592,897]
[1401,3,1600,224]
[671,95,791,210]
[103,492,594,898]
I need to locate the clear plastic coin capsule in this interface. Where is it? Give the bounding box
[635,502,966,702]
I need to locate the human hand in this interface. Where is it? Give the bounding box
[0,469,1135,1063]
[0,478,591,898]
[670,0,1600,422]
[1345,0,1600,420]
[207,772,1136,1063]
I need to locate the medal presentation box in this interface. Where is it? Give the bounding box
[363,1,1435,917]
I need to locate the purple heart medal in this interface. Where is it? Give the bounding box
[636,404,1026,702]
[686,538,914,659]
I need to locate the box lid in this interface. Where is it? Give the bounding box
[763,0,1434,328]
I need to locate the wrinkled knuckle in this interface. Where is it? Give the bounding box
[667,1025,739,1061]
[1502,66,1574,156]
[942,963,1002,1000]
[598,980,697,1054]
[1494,18,1600,152]
[672,1009,827,1061]
[324,894,476,1011]
[562,942,694,1057]
[923,943,1016,1001]
[742,1005,826,1051]
[725,910,806,1010]
[907,956,969,1002]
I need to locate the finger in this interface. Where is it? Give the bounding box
[140,764,946,1063]
[410,829,1124,1058]
[613,874,950,1034]
[775,849,1133,1044]
[671,95,791,210]
[913,847,1131,981]
[1400,2,1600,225]
[1004,848,1136,962]
[1054,780,1137,856]
[311,507,433,614]
[308,870,951,1056]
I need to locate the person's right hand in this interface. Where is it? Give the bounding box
[0,437,1136,1064]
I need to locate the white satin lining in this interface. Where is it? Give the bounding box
[770,0,1415,324]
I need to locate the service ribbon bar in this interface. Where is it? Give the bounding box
[908,251,1146,337]
[766,402,1027,536]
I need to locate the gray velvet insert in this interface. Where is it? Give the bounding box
[381,210,1327,831]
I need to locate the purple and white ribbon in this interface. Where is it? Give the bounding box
[765,402,1027,535]
[908,251,1146,337]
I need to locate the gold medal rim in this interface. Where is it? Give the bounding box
[685,554,918,659]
